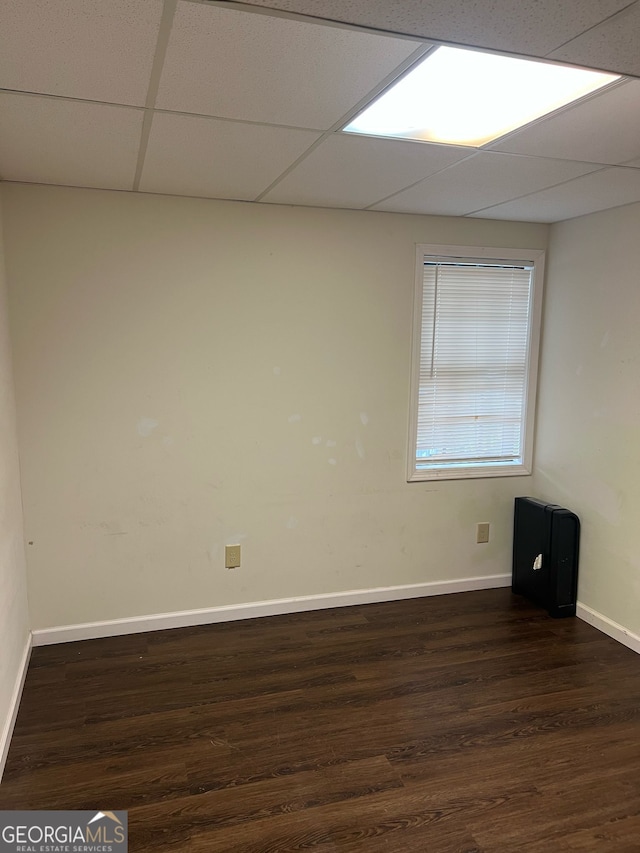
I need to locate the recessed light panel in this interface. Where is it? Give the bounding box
[343,47,620,147]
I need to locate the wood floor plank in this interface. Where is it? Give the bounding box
[469,777,639,851]
[0,759,189,810]
[1,589,639,852]
[565,812,640,851]
[129,756,402,842]
[186,782,492,853]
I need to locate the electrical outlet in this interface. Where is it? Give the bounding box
[225,544,241,568]
[476,522,490,544]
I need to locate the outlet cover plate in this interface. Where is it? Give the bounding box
[476,523,490,544]
[225,544,241,568]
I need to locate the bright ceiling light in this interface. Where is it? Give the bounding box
[343,47,620,147]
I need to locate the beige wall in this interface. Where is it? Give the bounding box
[3,184,547,630]
[0,188,30,771]
[535,202,640,636]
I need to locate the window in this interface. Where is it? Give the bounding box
[407,244,544,481]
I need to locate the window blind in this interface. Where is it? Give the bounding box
[416,259,533,470]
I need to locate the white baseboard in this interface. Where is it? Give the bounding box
[0,635,32,783]
[577,602,640,655]
[32,574,511,646]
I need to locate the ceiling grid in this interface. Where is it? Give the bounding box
[0,0,639,222]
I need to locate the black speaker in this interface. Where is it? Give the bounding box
[512,497,580,618]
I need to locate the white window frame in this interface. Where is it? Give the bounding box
[407,243,545,482]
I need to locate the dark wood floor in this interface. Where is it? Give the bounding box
[2,589,640,852]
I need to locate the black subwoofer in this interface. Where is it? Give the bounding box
[512,497,580,618]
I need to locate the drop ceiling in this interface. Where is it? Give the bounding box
[1,0,640,223]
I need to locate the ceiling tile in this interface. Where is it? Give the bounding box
[548,3,640,76]
[235,0,631,59]
[139,112,321,200]
[371,152,599,216]
[471,167,640,222]
[491,80,640,165]
[155,2,422,129]
[0,0,163,106]
[0,94,143,189]
[262,134,472,208]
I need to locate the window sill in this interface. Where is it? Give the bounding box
[408,463,532,482]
